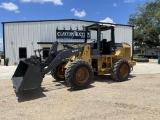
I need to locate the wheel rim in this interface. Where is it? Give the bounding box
[120,64,129,78]
[57,64,65,78]
[76,67,89,84]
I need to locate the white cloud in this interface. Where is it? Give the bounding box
[113,3,117,7]
[100,17,115,23]
[20,0,63,5]
[124,0,135,3]
[71,8,86,18]
[0,2,19,13]
[15,10,20,13]
[96,12,100,14]
[23,17,27,19]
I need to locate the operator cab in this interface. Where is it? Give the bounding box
[85,23,116,56]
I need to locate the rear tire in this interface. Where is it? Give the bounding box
[111,59,130,82]
[65,59,93,90]
[51,63,65,81]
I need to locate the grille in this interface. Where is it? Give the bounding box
[124,48,130,60]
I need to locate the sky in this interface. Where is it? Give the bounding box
[0,0,155,51]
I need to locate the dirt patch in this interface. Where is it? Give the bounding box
[0,74,160,120]
[1,59,160,119]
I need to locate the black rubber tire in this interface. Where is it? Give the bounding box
[111,59,130,82]
[51,63,65,81]
[65,59,93,90]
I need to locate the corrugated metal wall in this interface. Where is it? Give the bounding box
[4,20,133,64]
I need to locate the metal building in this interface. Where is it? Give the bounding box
[2,19,133,65]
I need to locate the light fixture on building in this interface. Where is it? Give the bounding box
[76,26,78,30]
[70,27,72,30]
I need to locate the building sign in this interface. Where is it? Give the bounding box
[56,30,91,39]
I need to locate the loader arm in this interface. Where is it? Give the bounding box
[44,47,84,74]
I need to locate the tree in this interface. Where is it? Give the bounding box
[128,0,160,50]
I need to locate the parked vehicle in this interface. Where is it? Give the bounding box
[140,47,160,58]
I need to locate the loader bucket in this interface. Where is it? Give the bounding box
[11,60,44,92]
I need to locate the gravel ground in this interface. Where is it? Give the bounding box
[0,59,160,120]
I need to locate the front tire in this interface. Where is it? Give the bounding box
[111,59,130,82]
[65,59,93,90]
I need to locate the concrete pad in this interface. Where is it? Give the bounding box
[131,62,160,74]
[0,59,160,80]
[0,66,16,80]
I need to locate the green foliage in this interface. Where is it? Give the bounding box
[129,0,160,49]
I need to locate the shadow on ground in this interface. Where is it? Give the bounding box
[15,80,69,102]
[93,74,136,84]
[67,85,95,92]
[15,88,47,103]
[15,75,136,102]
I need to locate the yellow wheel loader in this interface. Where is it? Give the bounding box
[11,23,136,92]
